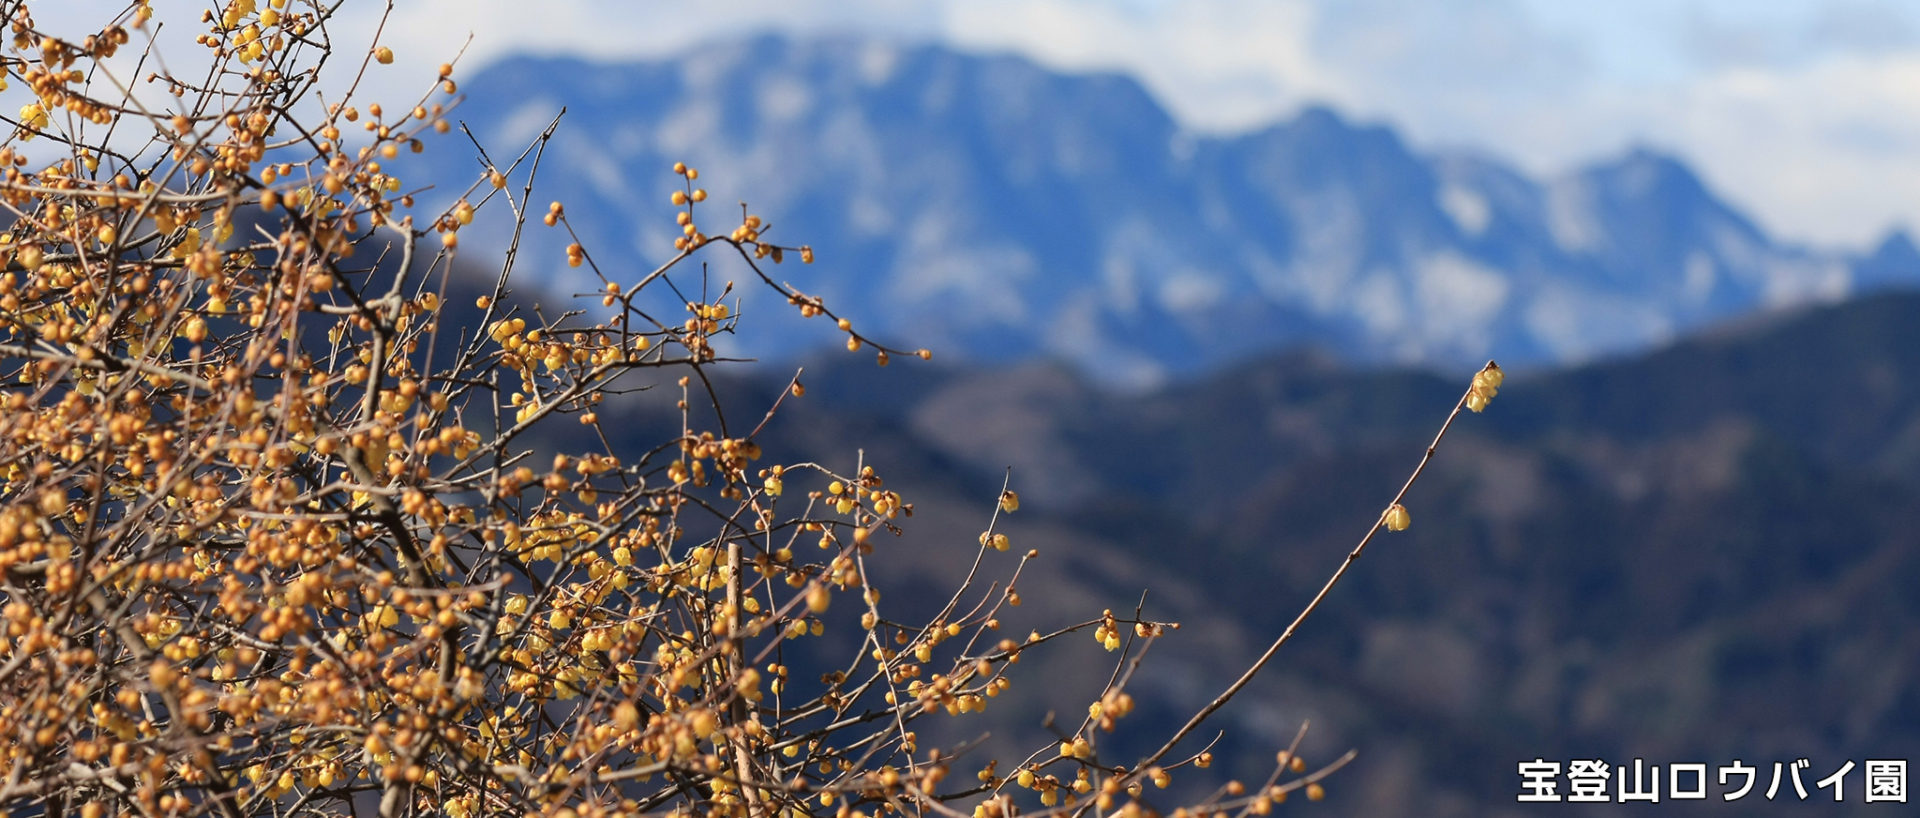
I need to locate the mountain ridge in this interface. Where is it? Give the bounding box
[431,35,1919,386]
[566,285,1920,816]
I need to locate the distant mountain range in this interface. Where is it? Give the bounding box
[547,289,1920,816]
[428,35,1920,385]
[417,40,1920,814]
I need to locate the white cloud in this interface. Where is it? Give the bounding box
[1683,57,1920,245]
[1515,54,1920,246]
[939,0,1337,132]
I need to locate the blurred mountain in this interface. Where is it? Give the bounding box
[432,35,1919,387]
[571,290,1920,815]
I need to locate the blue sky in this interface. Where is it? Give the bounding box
[37,1,1920,247]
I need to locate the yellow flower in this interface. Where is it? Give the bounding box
[1467,362,1503,413]
[1384,503,1411,532]
[18,103,46,140]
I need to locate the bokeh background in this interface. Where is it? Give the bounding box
[336,0,1920,247]
[38,2,1920,813]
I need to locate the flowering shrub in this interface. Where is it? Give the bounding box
[0,3,1501,817]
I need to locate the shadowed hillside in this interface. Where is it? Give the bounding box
[549,290,1920,815]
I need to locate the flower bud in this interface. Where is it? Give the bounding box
[1384,503,1410,532]
[1467,362,1503,413]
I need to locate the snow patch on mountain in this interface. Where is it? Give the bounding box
[430,37,1920,378]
